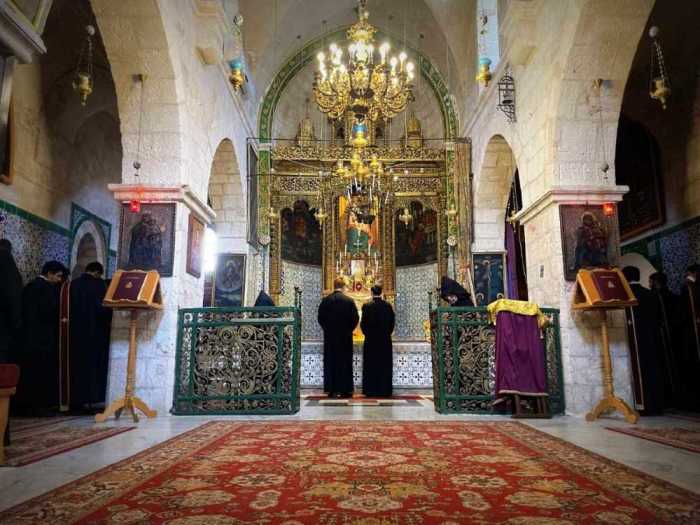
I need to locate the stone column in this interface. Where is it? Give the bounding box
[105,184,214,416]
[515,186,632,416]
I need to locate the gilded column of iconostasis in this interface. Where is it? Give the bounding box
[260,33,466,342]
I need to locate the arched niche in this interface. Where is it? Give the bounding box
[473,134,517,252]
[71,219,107,278]
[258,27,458,140]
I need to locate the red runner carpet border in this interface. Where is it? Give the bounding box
[1,421,698,524]
[10,416,83,433]
[606,426,700,454]
[4,426,135,467]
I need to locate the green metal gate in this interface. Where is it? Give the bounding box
[172,305,301,415]
[430,306,564,414]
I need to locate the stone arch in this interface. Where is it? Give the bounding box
[552,0,655,187]
[472,134,518,252]
[258,26,459,140]
[207,138,246,253]
[90,0,187,186]
[71,219,107,278]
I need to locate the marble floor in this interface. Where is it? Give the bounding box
[1,394,699,512]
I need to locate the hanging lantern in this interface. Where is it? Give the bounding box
[602,202,615,217]
[228,58,245,91]
[476,57,492,87]
[72,25,95,106]
[648,26,671,109]
[129,200,141,213]
[497,70,516,123]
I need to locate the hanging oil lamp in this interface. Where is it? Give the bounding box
[72,25,95,106]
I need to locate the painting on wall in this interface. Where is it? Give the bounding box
[560,205,620,282]
[616,116,665,240]
[395,201,438,267]
[472,253,506,306]
[186,214,204,278]
[281,200,322,265]
[118,203,176,277]
[213,253,246,307]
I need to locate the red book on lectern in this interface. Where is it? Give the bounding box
[572,268,637,310]
[590,270,630,302]
[104,270,163,309]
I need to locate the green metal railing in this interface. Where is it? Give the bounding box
[172,296,302,415]
[430,306,564,414]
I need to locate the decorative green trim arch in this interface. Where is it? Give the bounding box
[257,27,458,140]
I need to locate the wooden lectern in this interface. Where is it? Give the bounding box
[573,268,639,424]
[96,270,163,423]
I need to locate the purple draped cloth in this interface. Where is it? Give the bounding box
[505,222,520,300]
[494,311,547,396]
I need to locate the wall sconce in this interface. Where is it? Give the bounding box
[399,207,413,226]
[497,70,516,123]
[648,26,671,109]
[228,58,245,91]
[476,57,492,87]
[72,25,95,106]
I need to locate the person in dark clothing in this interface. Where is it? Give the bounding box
[678,264,700,411]
[440,276,473,307]
[318,277,359,398]
[623,266,664,415]
[649,272,681,407]
[68,262,112,413]
[0,239,23,446]
[254,290,275,306]
[0,240,23,363]
[360,285,395,398]
[14,261,65,415]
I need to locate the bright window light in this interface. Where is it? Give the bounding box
[203,227,218,274]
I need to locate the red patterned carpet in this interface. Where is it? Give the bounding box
[607,425,700,454]
[1,421,699,524]
[4,418,134,467]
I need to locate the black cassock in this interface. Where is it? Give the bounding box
[318,291,359,395]
[68,274,113,408]
[679,280,700,410]
[626,283,664,414]
[15,277,61,414]
[361,298,395,397]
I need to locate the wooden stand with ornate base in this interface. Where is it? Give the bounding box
[572,268,639,424]
[96,310,157,423]
[585,310,639,424]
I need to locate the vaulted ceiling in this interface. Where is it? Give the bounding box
[238,0,478,130]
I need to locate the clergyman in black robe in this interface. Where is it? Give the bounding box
[318,277,359,397]
[649,272,681,407]
[678,264,700,411]
[440,276,473,307]
[68,262,113,412]
[0,239,23,446]
[14,261,65,415]
[361,285,395,397]
[623,266,664,415]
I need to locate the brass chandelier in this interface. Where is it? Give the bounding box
[313,0,415,123]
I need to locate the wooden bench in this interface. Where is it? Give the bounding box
[0,364,20,465]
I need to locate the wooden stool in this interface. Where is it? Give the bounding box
[0,364,20,465]
[511,393,551,419]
